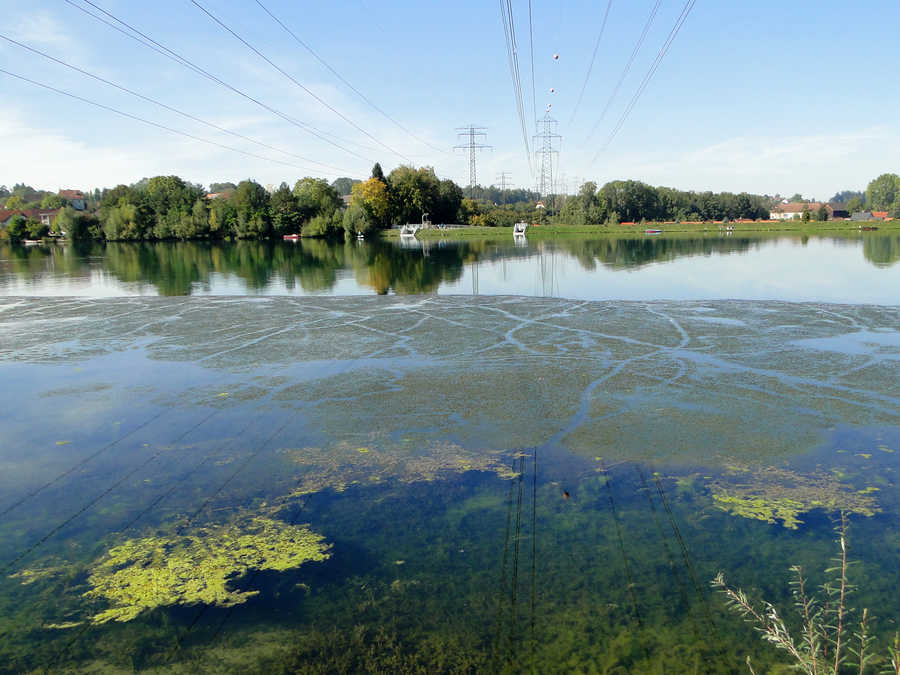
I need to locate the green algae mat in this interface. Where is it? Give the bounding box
[0,296,897,673]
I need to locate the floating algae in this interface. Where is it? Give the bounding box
[280,440,518,497]
[84,516,330,624]
[708,463,879,529]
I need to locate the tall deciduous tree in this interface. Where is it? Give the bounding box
[230,180,271,238]
[350,178,390,229]
[865,173,900,211]
[293,178,342,223]
[270,182,302,235]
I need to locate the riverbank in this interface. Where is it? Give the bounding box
[383,220,900,239]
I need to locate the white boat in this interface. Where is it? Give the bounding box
[400,224,419,237]
[513,222,528,236]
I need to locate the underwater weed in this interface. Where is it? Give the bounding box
[712,512,894,674]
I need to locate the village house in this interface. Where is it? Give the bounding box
[59,189,86,210]
[769,202,824,220]
[0,208,60,228]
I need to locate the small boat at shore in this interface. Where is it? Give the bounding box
[645,229,661,235]
[400,224,419,237]
[513,222,528,236]
[283,233,300,241]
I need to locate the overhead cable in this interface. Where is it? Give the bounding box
[254,0,446,154]
[189,0,412,163]
[499,0,534,175]
[592,0,696,162]
[528,0,537,125]
[568,0,613,125]
[0,34,355,176]
[0,69,355,177]
[585,0,662,143]
[65,0,374,163]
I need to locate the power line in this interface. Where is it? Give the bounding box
[455,125,491,188]
[189,0,412,163]
[568,0,614,125]
[585,0,662,143]
[0,34,355,176]
[592,0,696,162]
[0,69,348,176]
[253,0,446,155]
[528,0,537,126]
[499,0,533,176]
[65,0,373,164]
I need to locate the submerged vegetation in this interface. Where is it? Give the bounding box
[708,464,880,529]
[83,516,331,624]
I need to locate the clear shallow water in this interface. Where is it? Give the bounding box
[0,297,898,673]
[1,233,899,303]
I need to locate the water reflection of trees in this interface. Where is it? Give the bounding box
[862,235,900,266]
[1,234,896,295]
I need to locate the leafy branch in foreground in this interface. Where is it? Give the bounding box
[712,512,897,674]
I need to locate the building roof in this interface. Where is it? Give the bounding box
[0,208,60,223]
[59,189,85,200]
[872,211,888,218]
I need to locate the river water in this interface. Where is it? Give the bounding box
[0,235,897,673]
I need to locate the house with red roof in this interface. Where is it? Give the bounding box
[59,190,86,210]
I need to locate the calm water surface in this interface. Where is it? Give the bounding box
[0,236,898,673]
[1,233,898,302]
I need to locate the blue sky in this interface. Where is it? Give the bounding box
[2,0,899,199]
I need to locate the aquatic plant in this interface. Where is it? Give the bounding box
[712,514,898,674]
[709,464,879,529]
[84,516,330,624]
[279,441,517,498]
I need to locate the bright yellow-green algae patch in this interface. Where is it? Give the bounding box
[709,464,879,529]
[84,516,331,624]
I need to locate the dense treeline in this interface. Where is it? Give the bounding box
[5,170,899,244]
[554,180,771,224]
[12,164,462,242]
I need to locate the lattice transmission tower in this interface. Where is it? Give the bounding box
[455,125,491,188]
[533,113,561,199]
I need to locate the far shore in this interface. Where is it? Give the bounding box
[382,220,900,239]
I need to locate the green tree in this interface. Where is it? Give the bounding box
[26,218,49,239]
[330,177,359,197]
[208,182,236,193]
[816,204,828,221]
[104,201,149,240]
[293,177,342,223]
[269,182,302,235]
[230,180,271,238]
[846,195,865,213]
[371,163,387,184]
[41,194,66,209]
[4,195,25,210]
[387,166,440,225]
[342,201,372,236]
[6,215,27,242]
[865,173,900,211]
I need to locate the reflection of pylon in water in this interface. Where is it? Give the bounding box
[492,449,538,668]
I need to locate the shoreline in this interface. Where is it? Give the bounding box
[383,221,900,239]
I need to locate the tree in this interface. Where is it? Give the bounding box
[846,195,865,213]
[270,182,302,235]
[801,208,811,222]
[371,163,386,184]
[350,178,390,229]
[830,190,864,204]
[230,180,271,238]
[816,204,828,222]
[330,177,359,197]
[4,195,25,210]
[387,166,440,225]
[789,193,804,203]
[434,179,463,224]
[293,177,342,222]
[208,182,236,193]
[26,218,49,239]
[342,201,373,236]
[41,194,66,209]
[6,215,27,242]
[865,173,900,211]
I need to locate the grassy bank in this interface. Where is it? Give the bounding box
[382,220,900,239]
